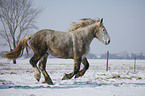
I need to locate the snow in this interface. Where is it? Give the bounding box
[0,58,145,96]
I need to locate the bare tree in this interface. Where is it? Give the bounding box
[0,0,40,64]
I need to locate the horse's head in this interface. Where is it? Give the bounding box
[94,18,110,45]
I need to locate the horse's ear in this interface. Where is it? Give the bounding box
[100,18,103,24]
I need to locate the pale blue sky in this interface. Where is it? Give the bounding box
[1,0,145,55]
[33,0,145,54]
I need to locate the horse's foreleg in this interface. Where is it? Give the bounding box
[38,53,53,85]
[29,54,41,82]
[62,57,81,80]
[75,57,89,78]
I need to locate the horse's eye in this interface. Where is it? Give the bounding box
[102,28,105,31]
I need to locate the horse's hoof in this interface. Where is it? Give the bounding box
[34,68,41,82]
[62,74,67,80]
[62,73,74,80]
[75,74,79,78]
[75,72,83,78]
[35,74,41,82]
[42,81,54,85]
[48,82,54,85]
[62,73,69,80]
[36,78,40,82]
[42,81,47,84]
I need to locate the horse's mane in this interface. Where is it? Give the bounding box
[69,18,100,31]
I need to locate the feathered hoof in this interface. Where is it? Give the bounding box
[75,73,79,78]
[42,81,54,85]
[62,73,68,80]
[62,73,72,80]
[35,74,41,82]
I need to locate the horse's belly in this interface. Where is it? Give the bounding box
[48,47,73,59]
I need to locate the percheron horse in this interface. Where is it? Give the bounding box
[1,18,110,85]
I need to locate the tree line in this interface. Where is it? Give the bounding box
[87,52,145,59]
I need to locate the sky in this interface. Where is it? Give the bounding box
[1,0,145,55]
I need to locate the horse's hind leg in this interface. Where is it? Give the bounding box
[75,57,89,78]
[29,54,41,82]
[38,53,53,85]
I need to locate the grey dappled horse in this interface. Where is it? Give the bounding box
[1,18,110,85]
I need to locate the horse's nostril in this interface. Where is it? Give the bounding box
[105,40,110,45]
[108,40,110,44]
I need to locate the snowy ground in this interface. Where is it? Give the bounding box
[0,58,145,96]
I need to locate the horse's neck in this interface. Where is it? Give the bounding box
[70,23,98,45]
[79,23,97,44]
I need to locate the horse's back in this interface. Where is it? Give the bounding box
[29,29,73,58]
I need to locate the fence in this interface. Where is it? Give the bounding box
[0,55,145,72]
[105,51,144,72]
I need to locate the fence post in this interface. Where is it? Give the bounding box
[134,57,136,72]
[106,51,109,71]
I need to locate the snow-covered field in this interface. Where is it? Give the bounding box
[0,58,145,96]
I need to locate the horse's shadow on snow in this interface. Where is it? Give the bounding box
[0,82,96,89]
[0,82,105,89]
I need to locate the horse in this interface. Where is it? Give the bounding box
[1,18,110,85]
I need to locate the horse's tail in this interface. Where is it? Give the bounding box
[1,36,31,60]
